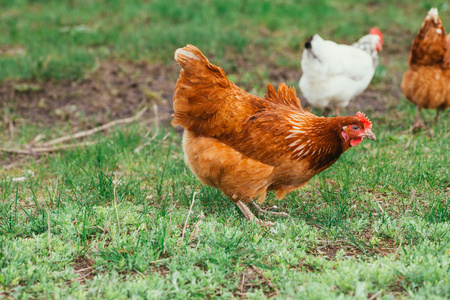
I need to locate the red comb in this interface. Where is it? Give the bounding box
[369,27,382,38]
[369,27,383,50]
[357,112,372,129]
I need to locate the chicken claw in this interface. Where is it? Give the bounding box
[411,119,427,131]
[235,200,275,227]
[250,202,289,218]
[255,219,275,227]
[408,107,427,132]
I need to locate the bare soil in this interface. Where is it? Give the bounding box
[235,264,278,298]
[0,60,178,130]
[72,255,96,283]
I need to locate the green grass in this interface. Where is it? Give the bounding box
[0,117,449,299]
[1,0,450,299]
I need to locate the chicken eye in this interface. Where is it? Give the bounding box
[352,125,360,131]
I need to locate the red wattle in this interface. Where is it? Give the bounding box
[350,138,362,147]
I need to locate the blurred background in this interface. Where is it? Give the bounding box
[0,0,449,151]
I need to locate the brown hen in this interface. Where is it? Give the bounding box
[401,8,450,130]
[173,45,376,226]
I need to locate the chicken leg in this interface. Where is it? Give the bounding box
[334,107,341,117]
[435,108,442,124]
[322,107,340,117]
[411,106,426,131]
[235,200,274,227]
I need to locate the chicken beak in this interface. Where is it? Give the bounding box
[364,129,376,141]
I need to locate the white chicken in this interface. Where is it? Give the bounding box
[299,28,383,116]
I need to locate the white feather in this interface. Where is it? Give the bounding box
[285,133,297,139]
[175,49,201,61]
[294,144,306,153]
[428,8,438,22]
[299,34,377,109]
[289,139,302,147]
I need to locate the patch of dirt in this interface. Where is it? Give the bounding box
[72,255,96,283]
[155,264,171,277]
[234,265,278,298]
[387,275,407,294]
[0,292,13,300]
[315,243,352,258]
[0,60,178,130]
[309,235,397,260]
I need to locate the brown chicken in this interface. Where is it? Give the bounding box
[401,8,450,130]
[173,45,376,226]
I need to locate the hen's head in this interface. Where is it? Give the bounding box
[356,28,383,54]
[340,112,376,147]
[369,27,383,51]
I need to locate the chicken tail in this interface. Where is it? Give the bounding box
[409,8,447,66]
[172,44,232,129]
[302,34,327,63]
[265,83,302,110]
[304,35,313,50]
[174,45,210,71]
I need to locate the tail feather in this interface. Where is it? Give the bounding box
[172,45,232,129]
[304,35,313,50]
[174,45,209,70]
[409,8,447,66]
[265,83,302,110]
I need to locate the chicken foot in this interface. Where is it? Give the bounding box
[250,202,289,218]
[435,108,442,124]
[235,200,274,227]
[411,107,426,131]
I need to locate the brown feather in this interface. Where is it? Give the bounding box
[408,11,447,67]
[443,34,450,69]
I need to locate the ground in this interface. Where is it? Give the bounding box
[0,61,177,130]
